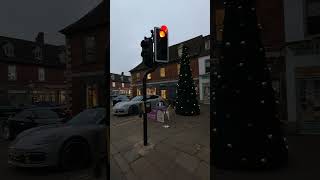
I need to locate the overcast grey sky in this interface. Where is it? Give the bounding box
[0,0,102,45]
[111,0,210,75]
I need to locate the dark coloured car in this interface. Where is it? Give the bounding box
[2,107,68,140]
[112,95,129,106]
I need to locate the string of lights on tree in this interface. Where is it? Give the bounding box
[212,0,288,169]
[175,46,200,116]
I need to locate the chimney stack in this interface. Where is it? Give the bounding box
[36,32,44,44]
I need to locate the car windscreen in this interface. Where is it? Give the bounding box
[67,108,105,125]
[33,109,59,119]
[131,96,143,101]
[14,110,33,119]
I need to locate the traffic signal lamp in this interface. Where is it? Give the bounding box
[154,25,169,63]
[140,38,153,68]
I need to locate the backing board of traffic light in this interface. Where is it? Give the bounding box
[140,25,169,68]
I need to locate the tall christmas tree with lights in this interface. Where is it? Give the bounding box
[212,0,288,169]
[175,46,200,116]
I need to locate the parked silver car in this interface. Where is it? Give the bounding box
[112,95,161,115]
[8,108,106,170]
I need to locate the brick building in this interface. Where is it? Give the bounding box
[0,32,66,106]
[110,72,131,97]
[130,36,204,101]
[60,2,107,115]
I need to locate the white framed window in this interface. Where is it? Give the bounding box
[205,59,210,73]
[3,42,14,57]
[122,83,125,88]
[205,40,210,50]
[34,47,42,60]
[112,82,116,87]
[38,67,45,81]
[8,65,17,81]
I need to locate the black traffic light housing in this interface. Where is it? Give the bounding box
[140,37,153,68]
[154,26,169,63]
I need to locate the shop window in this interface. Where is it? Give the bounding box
[147,88,157,95]
[160,68,166,77]
[86,84,98,108]
[161,90,167,99]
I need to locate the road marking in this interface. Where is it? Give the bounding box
[112,117,142,127]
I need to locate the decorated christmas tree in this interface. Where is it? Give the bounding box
[175,46,200,116]
[212,0,288,169]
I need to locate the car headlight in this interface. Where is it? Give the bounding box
[33,134,60,145]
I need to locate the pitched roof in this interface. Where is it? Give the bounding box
[110,73,131,83]
[130,35,208,73]
[60,2,107,35]
[0,36,65,67]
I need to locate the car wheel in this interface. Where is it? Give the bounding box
[2,125,12,140]
[128,105,139,115]
[59,138,91,171]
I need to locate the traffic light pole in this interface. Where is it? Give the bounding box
[142,65,157,146]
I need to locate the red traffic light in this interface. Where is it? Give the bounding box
[159,25,168,38]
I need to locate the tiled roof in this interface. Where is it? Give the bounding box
[110,73,131,83]
[0,36,65,67]
[60,2,107,35]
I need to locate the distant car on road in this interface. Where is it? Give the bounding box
[112,95,130,106]
[112,95,161,116]
[8,108,106,170]
[1,107,69,140]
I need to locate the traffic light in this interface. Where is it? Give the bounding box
[154,25,169,63]
[140,37,153,68]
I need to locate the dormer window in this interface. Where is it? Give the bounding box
[34,46,42,60]
[2,42,14,57]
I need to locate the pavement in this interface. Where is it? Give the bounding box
[110,104,210,180]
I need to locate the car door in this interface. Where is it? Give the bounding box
[32,109,61,125]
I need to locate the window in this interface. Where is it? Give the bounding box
[84,35,96,62]
[38,67,45,81]
[205,59,210,73]
[205,40,210,50]
[160,68,166,77]
[8,65,16,81]
[161,90,167,99]
[178,45,183,58]
[306,0,320,35]
[147,88,157,95]
[34,47,42,60]
[111,74,115,80]
[3,42,14,57]
[112,82,116,87]
[177,64,181,75]
[122,83,125,88]
[137,89,141,96]
[147,73,152,80]
[86,84,98,108]
[136,73,140,80]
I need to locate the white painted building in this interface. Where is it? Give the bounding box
[198,55,210,104]
[284,0,320,134]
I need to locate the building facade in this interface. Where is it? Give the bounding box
[60,2,107,115]
[110,72,131,96]
[283,0,320,134]
[130,36,203,102]
[0,32,66,106]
